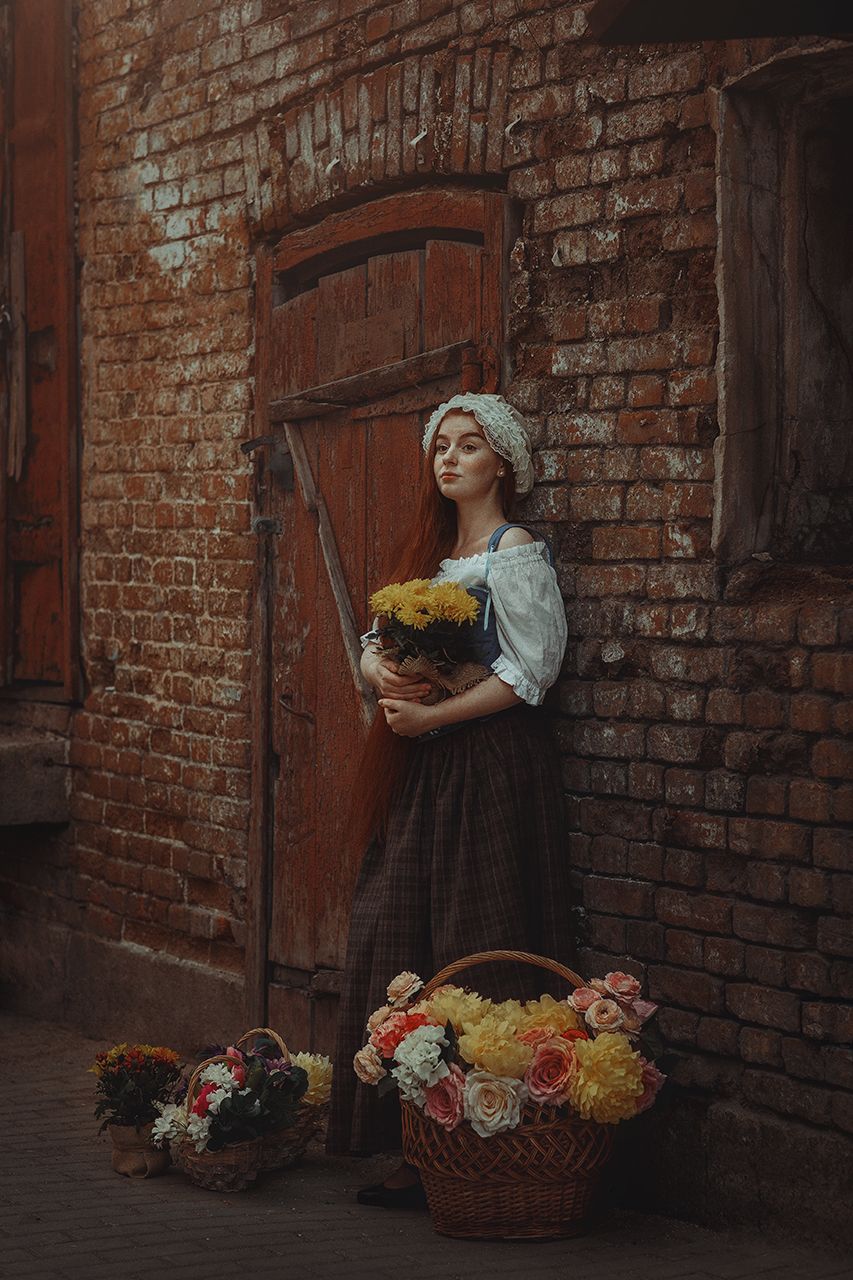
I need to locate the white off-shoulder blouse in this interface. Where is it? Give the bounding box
[362,541,568,706]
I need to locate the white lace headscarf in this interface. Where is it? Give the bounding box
[421,393,535,497]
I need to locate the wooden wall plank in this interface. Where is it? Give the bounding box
[423,240,482,351]
[367,250,422,360]
[317,263,367,384]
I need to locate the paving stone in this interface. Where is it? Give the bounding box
[1,1013,850,1280]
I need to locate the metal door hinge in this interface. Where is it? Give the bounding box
[252,515,282,535]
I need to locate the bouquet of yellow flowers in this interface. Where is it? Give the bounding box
[369,578,492,698]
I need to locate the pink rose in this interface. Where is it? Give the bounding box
[524,1037,578,1106]
[584,999,626,1033]
[367,1004,393,1033]
[353,1044,386,1085]
[386,971,423,1008]
[570,987,602,1014]
[603,971,642,1004]
[632,998,659,1025]
[423,1062,465,1131]
[225,1046,247,1086]
[635,1058,666,1113]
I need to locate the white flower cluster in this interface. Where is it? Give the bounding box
[391,1024,449,1104]
[199,1063,235,1088]
[151,1101,188,1147]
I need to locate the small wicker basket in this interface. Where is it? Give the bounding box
[173,1055,262,1192]
[401,950,615,1240]
[235,1027,326,1172]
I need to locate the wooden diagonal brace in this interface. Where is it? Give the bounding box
[282,421,376,732]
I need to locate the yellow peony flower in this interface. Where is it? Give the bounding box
[414,985,491,1032]
[291,1052,333,1106]
[458,1014,533,1080]
[488,999,525,1030]
[568,1032,644,1124]
[518,993,583,1037]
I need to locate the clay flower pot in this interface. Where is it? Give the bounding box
[108,1121,170,1178]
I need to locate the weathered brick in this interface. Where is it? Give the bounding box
[656,889,732,934]
[732,902,813,949]
[704,936,744,977]
[742,1069,831,1125]
[584,875,655,917]
[739,1026,782,1067]
[802,1002,853,1044]
[665,928,704,967]
[591,525,660,560]
[813,826,852,870]
[788,868,830,909]
[648,964,724,1014]
[728,817,809,863]
[785,952,833,996]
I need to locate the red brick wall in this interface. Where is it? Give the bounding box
[1,0,851,1220]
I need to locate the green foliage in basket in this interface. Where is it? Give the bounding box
[90,1043,183,1133]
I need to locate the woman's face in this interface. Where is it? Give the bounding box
[432,411,504,502]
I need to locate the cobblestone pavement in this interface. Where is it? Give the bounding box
[1,1012,851,1280]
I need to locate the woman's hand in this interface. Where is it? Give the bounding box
[378,698,438,737]
[363,649,432,702]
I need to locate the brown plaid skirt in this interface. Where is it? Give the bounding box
[326,704,574,1156]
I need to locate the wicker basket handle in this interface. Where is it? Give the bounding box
[185,1054,239,1111]
[421,950,587,1000]
[235,1026,291,1063]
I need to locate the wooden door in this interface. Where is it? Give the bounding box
[249,191,516,1049]
[0,0,78,698]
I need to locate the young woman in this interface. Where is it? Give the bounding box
[326,392,572,1204]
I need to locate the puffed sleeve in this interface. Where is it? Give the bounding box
[487,544,568,705]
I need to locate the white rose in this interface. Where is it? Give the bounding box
[394,1024,450,1088]
[463,1070,528,1139]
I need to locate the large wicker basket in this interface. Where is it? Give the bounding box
[234,1027,326,1172]
[173,1055,262,1192]
[400,950,615,1240]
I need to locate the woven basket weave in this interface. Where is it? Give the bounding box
[174,1055,262,1192]
[400,950,614,1240]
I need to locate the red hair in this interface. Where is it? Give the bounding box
[349,426,517,856]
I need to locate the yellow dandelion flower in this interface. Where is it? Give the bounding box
[568,1032,644,1124]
